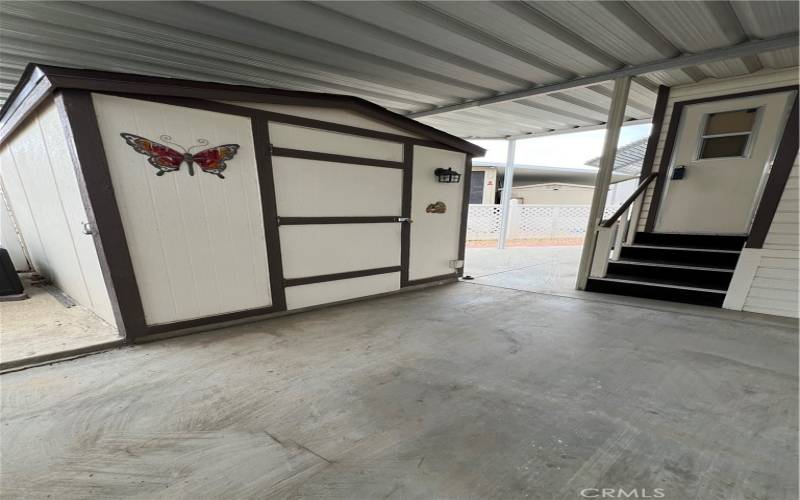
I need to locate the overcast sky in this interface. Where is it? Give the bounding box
[472,123,652,168]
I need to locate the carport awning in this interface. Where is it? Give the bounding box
[0,1,797,139]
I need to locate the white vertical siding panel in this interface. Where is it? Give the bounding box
[93,94,271,325]
[0,101,114,324]
[37,105,115,323]
[0,148,47,271]
[221,101,426,138]
[268,123,403,161]
[409,146,466,280]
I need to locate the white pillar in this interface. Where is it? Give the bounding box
[497,139,517,249]
[576,76,632,289]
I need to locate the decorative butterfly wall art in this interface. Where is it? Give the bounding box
[120,133,240,179]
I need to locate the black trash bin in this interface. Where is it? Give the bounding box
[0,248,26,300]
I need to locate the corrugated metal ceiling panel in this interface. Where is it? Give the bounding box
[0,1,796,139]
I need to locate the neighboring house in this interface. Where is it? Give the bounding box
[586,137,649,176]
[510,183,594,205]
[469,166,497,204]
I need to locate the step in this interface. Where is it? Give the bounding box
[607,261,734,290]
[634,232,746,251]
[586,277,726,307]
[619,245,740,269]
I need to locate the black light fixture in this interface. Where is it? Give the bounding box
[434,167,461,183]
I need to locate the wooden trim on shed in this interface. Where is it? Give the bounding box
[271,147,405,169]
[456,154,473,277]
[254,114,288,311]
[406,273,459,286]
[284,266,402,287]
[747,93,799,248]
[645,85,800,232]
[400,143,413,286]
[278,216,401,225]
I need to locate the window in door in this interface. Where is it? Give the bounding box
[697,107,759,160]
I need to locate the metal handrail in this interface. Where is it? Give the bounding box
[600,173,658,228]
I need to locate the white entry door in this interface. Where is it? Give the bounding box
[655,90,795,234]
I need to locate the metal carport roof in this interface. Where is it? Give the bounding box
[0,1,797,139]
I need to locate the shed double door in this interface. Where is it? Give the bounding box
[267,120,408,310]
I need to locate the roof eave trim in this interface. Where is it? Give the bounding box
[0,64,485,156]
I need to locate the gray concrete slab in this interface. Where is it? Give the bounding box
[1,283,797,500]
[0,275,121,369]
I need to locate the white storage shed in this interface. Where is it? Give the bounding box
[0,64,485,341]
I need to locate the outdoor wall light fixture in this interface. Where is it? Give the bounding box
[434,167,461,183]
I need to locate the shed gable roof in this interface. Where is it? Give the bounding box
[0,64,485,156]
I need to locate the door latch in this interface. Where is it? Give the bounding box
[81,221,94,235]
[397,217,413,223]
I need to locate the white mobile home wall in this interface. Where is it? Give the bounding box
[636,68,799,317]
[0,98,114,324]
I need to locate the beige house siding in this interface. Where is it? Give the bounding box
[511,183,594,205]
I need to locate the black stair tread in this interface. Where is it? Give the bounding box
[624,243,740,254]
[586,278,725,307]
[634,232,746,250]
[613,259,735,272]
[600,273,728,292]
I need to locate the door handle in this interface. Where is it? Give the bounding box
[397,217,413,223]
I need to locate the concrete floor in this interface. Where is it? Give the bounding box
[464,246,582,297]
[1,281,796,499]
[0,275,121,370]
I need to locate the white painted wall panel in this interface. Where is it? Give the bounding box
[0,100,114,323]
[280,223,401,279]
[285,272,400,310]
[223,102,425,138]
[272,157,402,217]
[93,94,271,325]
[269,123,403,162]
[409,146,466,280]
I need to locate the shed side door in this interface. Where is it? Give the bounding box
[92,94,274,325]
[268,122,405,309]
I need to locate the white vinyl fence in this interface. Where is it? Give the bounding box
[467,204,621,241]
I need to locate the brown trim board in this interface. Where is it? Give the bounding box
[145,305,281,336]
[271,147,404,169]
[406,273,459,287]
[639,85,670,181]
[457,154,473,277]
[1,64,486,156]
[56,89,147,340]
[278,216,402,225]
[400,143,413,286]
[254,114,287,311]
[645,85,800,233]
[284,266,402,287]
[747,94,799,248]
